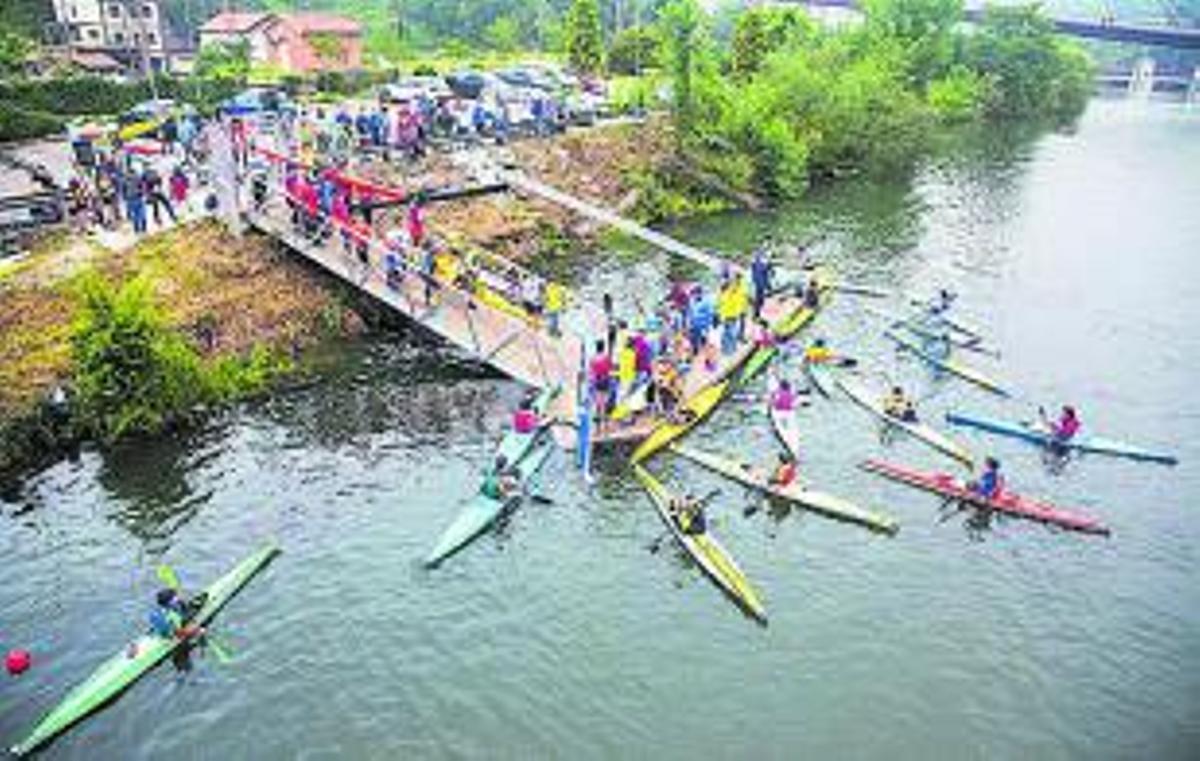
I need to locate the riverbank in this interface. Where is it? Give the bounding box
[0,219,363,483]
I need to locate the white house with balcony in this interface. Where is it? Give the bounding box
[49,0,175,74]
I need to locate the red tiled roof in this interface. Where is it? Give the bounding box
[199,12,276,34]
[285,13,362,35]
[68,50,123,72]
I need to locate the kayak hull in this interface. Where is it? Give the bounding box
[768,404,803,461]
[860,459,1110,535]
[634,465,767,622]
[670,443,898,534]
[426,386,559,566]
[804,361,838,398]
[885,329,1008,397]
[945,412,1178,466]
[837,376,974,467]
[630,380,729,464]
[10,543,281,757]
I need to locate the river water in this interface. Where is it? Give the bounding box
[3,97,1198,759]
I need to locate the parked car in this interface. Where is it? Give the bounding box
[219,88,295,118]
[444,70,488,100]
[379,76,452,105]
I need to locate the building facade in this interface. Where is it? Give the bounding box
[199,12,364,74]
[50,0,170,73]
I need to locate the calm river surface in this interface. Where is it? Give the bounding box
[3,97,1198,759]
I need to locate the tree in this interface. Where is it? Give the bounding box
[730,6,811,80]
[484,14,521,52]
[193,40,251,82]
[566,0,605,73]
[0,31,34,77]
[607,24,661,75]
[660,0,703,139]
[863,0,962,86]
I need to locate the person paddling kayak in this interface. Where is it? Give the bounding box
[512,393,541,435]
[769,452,798,488]
[882,386,918,422]
[481,455,520,500]
[969,457,1004,500]
[147,588,205,642]
[771,379,799,412]
[1041,404,1081,443]
[804,338,833,364]
[669,494,707,535]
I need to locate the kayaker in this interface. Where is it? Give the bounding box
[769,452,798,488]
[1043,405,1081,443]
[512,394,540,434]
[481,455,520,500]
[928,289,956,316]
[803,276,821,309]
[771,379,798,412]
[804,338,833,364]
[148,588,204,642]
[751,317,774,349]
[882,386,918,422]
[969,457,1004,500]
[670,494,707,535]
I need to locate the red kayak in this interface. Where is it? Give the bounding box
[860,459,1110,536]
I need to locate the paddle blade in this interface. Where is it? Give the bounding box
[156,564,181,591]
[206,635,233,664]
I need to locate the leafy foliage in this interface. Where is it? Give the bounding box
[608,24,662,75]
[194,40,251,82]
[566,0,605,73]
[730,5,811,80]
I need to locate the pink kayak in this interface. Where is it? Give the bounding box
[860,459,1110,536]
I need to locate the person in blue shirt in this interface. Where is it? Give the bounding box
[688,286,714,356]
[148,589,204,641]
[750,247,773,319]
[970,457,1003,500]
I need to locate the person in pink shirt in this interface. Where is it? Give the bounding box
[168,166,189,208]
[771,379,797,411]
[407,200,425,247]
[331,191,352,255]
[589,340,615,420]
[512,392,541,434]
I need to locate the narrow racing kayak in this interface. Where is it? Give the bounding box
[885,329,1008,397]
[631,381,729,464]
[735,269,833,385]
[426,385,560,566]
[669,443,898,534]
[11,543,281,757]
[768,403,803,461]
[425,437,554,566]
[945,411,1178,466]
[633,465,767,623]
[860,459,1110,535]
[837,376,974,467]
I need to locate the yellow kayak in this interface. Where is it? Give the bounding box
[634,465,767,623]
[630,381,729,464]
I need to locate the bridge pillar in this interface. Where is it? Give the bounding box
[1130,56,1156,98]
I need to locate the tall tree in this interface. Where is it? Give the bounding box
[659,0,702,142]
[566,0,605,73]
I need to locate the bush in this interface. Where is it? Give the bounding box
[0,102,65,142]
[608,26,662,75]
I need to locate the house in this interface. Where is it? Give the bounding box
[48,0,170,73]
[198,12,363,74]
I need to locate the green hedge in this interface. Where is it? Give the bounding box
[0,101,65,142]
[0,76,242,119]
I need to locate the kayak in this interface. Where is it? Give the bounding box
[884,329,1008,397]
[631,380,729,464]
[610,381,649,421]
[669,443,898,534]
[768,403,803,461]
[425,385,560,566]
[837,376,974,467]
[10,543,281,757]
[895,320,1000,359]
[860,459,1110,535]
[945,411,1178,466]
[633,464,767,622]
[906,298,985,339]
[425,436,554,566]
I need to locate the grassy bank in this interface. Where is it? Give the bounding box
[0,220,362,481]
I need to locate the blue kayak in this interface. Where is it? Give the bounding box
[945,411,1178,466]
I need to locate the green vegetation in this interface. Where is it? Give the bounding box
[659,0,1094,201]
[70,272,287,443]
[608,25,662,75]
[566,0,605,74]
[193,40,252,81]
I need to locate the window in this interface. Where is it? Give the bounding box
[72,27,82,41]
[108,4,120,18]
[143,4,154,17]
[133,32,141,44]
[88,28,99,40]
[69,5,77,18]
[112,31,124,44]
[147,32,156,44]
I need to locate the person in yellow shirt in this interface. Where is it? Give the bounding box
[545,281,566,336]
[804,338,834,364]
[718,274,749,355]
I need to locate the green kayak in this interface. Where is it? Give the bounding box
[425,385,560,567]
[10,542,281,757]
